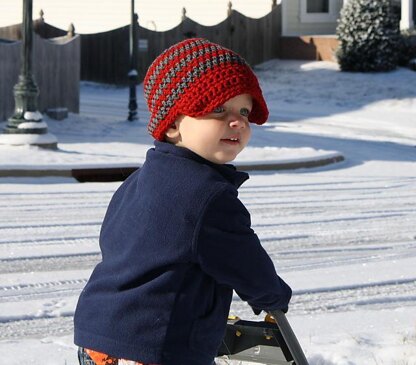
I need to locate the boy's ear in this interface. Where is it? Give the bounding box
[164,120,181,141]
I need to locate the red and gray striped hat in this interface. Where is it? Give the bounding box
[144,38,269,141]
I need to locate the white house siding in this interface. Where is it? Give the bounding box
[401,0,415,30]
[282,0,343,36]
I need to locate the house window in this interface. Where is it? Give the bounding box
[300,0,338,23]
[307,0,329,13]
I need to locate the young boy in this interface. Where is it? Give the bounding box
[74,38,292,365]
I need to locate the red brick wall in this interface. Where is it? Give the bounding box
[279,36,340,62]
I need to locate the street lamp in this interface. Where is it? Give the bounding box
[0,0,57,149]
[127,0,138,121]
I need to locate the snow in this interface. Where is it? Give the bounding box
[128,69,139,77]
[23,111,43,122]
[0,132,58,146]
[18,121,47,130]
[0,59,415,365]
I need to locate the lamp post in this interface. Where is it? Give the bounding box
[1,0,57,148]
[127,0,138,121]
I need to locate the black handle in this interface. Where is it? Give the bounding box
[269,310,309,365]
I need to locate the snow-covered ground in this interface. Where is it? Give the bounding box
[0,60,415,364]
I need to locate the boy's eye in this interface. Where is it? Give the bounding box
[212,106,225,113]
[240,108,250,117]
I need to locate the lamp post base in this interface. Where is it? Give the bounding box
[4,118,48,135]
[3,111,56,149]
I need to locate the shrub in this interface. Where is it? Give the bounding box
[397,30,416,67]
[336,0,401,72]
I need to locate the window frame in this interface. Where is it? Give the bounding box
[300,0,338,23]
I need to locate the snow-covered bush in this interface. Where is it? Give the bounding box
[336,0,401,72]
[397,30,416,68]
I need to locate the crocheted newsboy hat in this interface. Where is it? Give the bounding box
[144,38,269,140]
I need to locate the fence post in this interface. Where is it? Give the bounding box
[227,1,233,17]
[67,23,75,38]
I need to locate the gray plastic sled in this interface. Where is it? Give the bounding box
[217,310,309,365]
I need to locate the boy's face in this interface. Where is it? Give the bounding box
[166,94,252,164]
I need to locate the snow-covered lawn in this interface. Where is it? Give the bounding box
[0,60,415,364]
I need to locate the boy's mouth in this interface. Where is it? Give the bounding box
[221,136,240,144]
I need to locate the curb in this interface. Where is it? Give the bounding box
[0,154,345,182]
[236,154,345,172]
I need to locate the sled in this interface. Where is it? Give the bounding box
[217,310,309,365]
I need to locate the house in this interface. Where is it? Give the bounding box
[280,0,415,61]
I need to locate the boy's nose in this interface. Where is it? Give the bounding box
[229,117,246,129]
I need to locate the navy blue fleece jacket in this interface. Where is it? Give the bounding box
[74,141,291,365]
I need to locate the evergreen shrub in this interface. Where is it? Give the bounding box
[336,0,401,72]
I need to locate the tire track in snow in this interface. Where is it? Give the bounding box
[0,235,99,247]
[274,242,416,271]
[0,231,100,248]
[0,316,74,340]
[0,190,115,197]
[0,279,87,302]
[3,279,415,340]
[0,203,108,213]
[1,175,415,340]
[0,252,101,274]
[0,236,98,248]
[0,221,101,231]
[230,278,416,318]
[290,278,416,314]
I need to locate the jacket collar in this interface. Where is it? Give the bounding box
[153,141,249,188]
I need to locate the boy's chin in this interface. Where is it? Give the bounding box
[211,154,239,165]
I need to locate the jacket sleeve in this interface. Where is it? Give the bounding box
[193,187,292,312]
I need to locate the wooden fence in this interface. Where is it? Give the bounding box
[1,5,279,86]
[0,4,281,91]
[80,5,281,84]
[0,18,67,40]
[0,33,80,121]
